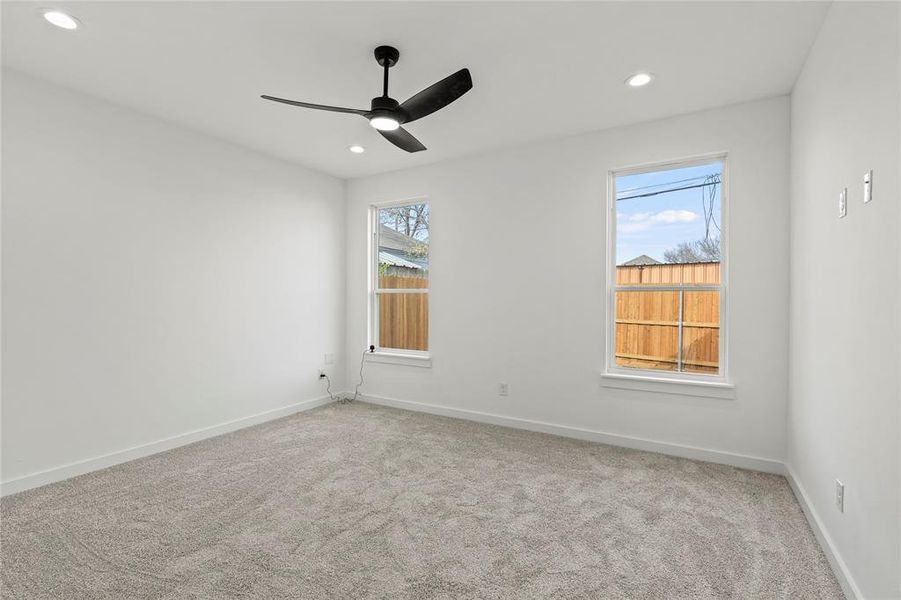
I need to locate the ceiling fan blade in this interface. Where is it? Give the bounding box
[378,127,427,153]
[399,68,472,124]
[261,95,368,115]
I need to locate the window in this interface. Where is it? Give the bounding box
[370,201,430,356]
[607,156,727,381]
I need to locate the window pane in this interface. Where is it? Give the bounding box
[682,290,720,374]
[615,290,679,372]
[616,162,722,268]
[378,204,429,289]
[614,289,720,375]
[378,293,428,351]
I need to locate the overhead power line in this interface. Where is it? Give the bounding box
[616,180,720,202]
[617,175,710,195]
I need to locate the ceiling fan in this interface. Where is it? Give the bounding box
[262,46,472,153]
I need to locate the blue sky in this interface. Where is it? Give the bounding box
[616,162,722,264]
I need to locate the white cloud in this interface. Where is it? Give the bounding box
[617,210,697,233]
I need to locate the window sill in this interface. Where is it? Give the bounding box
[600,372,735,399]
[366,351,432,368]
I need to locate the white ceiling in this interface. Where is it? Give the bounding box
[2,1,829,179]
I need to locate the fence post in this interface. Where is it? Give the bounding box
[677,288,684,372]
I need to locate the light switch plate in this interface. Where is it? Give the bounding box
[835,480,844,512]
[839,187,847,218]
[863,170,873,203]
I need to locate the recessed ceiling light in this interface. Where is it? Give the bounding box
[42,9,80,30]
[626,72,653,88]
[348,145,365,154]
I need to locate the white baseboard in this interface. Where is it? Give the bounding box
[357,393,784,474]
[0,395,336,497]
[784,464,862,600]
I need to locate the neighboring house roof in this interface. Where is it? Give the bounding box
[379,250,423,270]
[379,224,427,252]
[379,224,429,270]
[621,254,662,266]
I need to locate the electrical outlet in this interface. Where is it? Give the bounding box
[838,187,847,218]
[324,353,335,365]
[863,170,872,203]
[835,480,844,513]
[498,382,509,396]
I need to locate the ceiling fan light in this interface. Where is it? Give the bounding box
[370,116,400,131]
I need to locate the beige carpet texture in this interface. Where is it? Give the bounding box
[2,401,842,599]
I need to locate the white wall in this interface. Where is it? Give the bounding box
[1,70,346,488]
[346,97,791,467]
[788,3,901,599]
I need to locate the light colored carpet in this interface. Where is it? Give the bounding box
[2,401,842,599]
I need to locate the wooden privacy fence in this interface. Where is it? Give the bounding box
[616,261,720,285]
[378,274,428,351]
[615,262,720,374]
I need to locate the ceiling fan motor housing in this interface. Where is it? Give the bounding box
[370,96,404,122]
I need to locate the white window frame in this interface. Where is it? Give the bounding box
[603,153,732,393]
[368,198,431,363]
